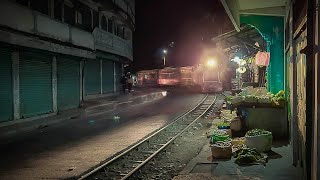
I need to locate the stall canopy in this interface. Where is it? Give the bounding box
[212,25,266,59]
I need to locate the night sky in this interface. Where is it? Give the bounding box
[133,0,233,71]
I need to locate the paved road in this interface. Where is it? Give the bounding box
[0,91,205,179]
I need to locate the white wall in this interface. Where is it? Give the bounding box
[36,14,70,42]
[93,27,133,60]
[0,1,34,33]
[0,0,94,50]
[71,27,95,50]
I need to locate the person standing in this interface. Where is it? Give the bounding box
[127,74,133,93]
[120,75,127,94]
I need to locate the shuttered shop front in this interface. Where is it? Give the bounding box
[102,60,114,93]
[20,50,53,118]
[0,46,13,122]
[115,62,122,92]
[85,60,101,95]
[57,56,80,111]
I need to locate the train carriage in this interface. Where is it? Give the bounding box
[158,67,180,86]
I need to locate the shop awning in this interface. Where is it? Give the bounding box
[212,25,266,59]
[220,0,287,31]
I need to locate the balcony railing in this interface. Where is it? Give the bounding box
[0,0,94,50]
[92,28,133,60]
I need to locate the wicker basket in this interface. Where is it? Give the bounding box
[245,134,272,152]
[211,141,232,159]
[230,117,241,131]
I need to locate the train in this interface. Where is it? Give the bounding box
[137,64,231,93]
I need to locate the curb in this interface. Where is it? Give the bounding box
[86,91,166,116]
[0,91,167,140]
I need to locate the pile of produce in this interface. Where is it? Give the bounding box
[272,90,285,105]
[217,121,230,129]
[209,130,230,144]
[245,129,272,137]
[233,147,266,165]
[211,141,233,159]
[245,129,273,152]
[220,110,237,120]
[243,95,258,103]
[226,87,286,107]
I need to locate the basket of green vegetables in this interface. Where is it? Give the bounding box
[245,129,272,152]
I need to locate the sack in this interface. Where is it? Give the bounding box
[230,117,241,131]
[245,134,272,152]
[211,141,232,159]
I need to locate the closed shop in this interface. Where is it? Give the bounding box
[84,59,101,95]
[57,56,80,111]
[102,60,114,94]
[20,50,53,118]
[0,46,13,122]
[114,62,122,92]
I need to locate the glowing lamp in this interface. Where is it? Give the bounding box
[206,59,217,67]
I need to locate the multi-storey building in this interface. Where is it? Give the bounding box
[0,0,134,122]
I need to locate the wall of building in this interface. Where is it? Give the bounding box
[240,15,285,94]
[0,0,134,123]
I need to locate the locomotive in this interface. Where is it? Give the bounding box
[137,49,231,92]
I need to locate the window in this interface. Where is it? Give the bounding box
[117,26,125,39]
[108,19,113,33]
[93,10,99,29]
[54,0,62,21]
[76,11,82,24]
[76,3,92,31]
[16,0,29,7]
[64,2,75,25]
[101,15,107,31]
[30,0,49,15]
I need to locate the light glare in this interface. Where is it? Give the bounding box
[206,59,217,67]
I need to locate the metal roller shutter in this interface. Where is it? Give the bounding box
[0,47,13,122]
[115,62,122,92]
[20,50,53,118]
[85,60,101,95]
[57,56,80,111]
[102,60,114,94]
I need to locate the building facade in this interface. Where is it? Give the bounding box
[0,0,134,122]
[219,0,320,179]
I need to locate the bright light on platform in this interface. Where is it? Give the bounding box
[162,91,167,96]
[206,59,217,67]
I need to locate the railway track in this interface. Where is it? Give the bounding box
[79,94,219,180]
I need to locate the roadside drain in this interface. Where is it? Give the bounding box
[190,163,218,174]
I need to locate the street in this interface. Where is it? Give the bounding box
[0,91,204,179]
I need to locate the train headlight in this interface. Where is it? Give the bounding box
[206,59,217,68]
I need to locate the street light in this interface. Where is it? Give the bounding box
[162,49,168,66]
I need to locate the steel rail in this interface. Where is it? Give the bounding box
[120,95,217,179]
[78,94,210,180]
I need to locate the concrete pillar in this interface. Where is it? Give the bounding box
[91,9,94,30]
[114,62,116,93]
[99,13,102,29]
[52,56,57,112]
[12,51,20,120]
[80,60,83,101]
[50,0,55,18]
[100,59,103,94]
[61,3,65,22]
[82,60,86,98]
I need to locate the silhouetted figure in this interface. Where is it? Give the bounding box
[120,75,127,94]
[127,75,133,93]
[127,72,133,93]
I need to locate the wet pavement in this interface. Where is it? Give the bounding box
[0,91,205,179]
